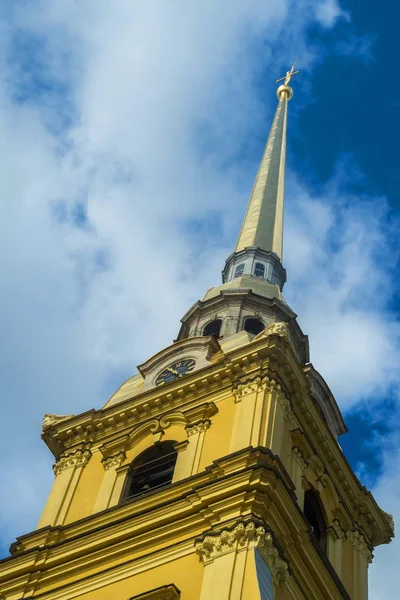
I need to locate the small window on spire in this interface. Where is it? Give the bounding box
[203,319,222,338]
[234,263,245,278]
[269,272,279,285]
[254,262,265,278]
[244,318,264,335]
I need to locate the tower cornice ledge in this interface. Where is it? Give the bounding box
[4,447,351,600]
[38,333,394,549]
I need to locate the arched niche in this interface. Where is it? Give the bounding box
[121,441,178,500]
[244,317,265,336]
[203,319,222,338]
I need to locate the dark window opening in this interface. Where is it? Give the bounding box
[234,263,245,277]
[244,318,265,336]
[203,319,222,337]
[304,488,327,552]
[122,441,177,500]
[254,262,265,278]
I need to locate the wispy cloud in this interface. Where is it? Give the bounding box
[285,166,400,409]
[314,0,350,28]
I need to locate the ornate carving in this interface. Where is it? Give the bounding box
[102,451,126,470]
[232,376,271,403]
[53,448,91,475]
[292,446,308,471]
[186,420,211,436]
[383,510,395,532]
[254,321,289,342]
[196,522,289,584]
[279,395,295,423]
[267,322,289,337]
[42,413,74,433]
[257,528,290,584]
[308,454,325,478]
[331,519,346,542]
[350,530,373,563]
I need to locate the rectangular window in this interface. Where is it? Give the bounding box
[234,263,245,277]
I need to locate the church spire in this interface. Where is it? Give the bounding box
[219,62,298,291]
[235,61,298,260]
[178,63,301,343]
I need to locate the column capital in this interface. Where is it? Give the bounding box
[101,451,126,470]
[350,529,373,563]
[196,521,289,584]
[186,420,211,436]
[53,448,91,476]
[326,519,346,543]
[292,446,308,471]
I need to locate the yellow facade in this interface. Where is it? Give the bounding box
[0,77,393,599]
[0,327,393,599]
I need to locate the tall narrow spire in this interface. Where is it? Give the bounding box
[235,82,294,260]
[177,64,302,343]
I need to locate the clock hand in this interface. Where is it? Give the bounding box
[168,367,181,376]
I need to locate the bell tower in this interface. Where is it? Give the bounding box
[0,65,393,600]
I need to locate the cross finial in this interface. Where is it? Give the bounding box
[276,57,299,86]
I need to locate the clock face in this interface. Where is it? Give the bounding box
[155,359,196,386]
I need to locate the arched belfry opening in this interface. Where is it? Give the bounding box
[121,441,178,500]
[203,319,222,338]
[304,488,327,552]
[244,317,264,336]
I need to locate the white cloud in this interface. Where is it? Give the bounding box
[315,0,350,28]
[284,173,400,409]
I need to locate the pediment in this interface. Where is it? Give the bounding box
[138,335,221,392]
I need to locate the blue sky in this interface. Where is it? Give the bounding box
[0,0,399,596]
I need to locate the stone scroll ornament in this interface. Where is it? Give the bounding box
[196,522,289,584]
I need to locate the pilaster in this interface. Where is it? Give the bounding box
[37,447,91,528]
[196,521,289,600]
[173,420,210,481]
[326,519,346,579]
[93,451,127,513]
[230,375,293,458]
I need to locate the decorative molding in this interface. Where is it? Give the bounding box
[383,511,394,532]
[101,451,126,470]
[256,527,290,585]
[266,321,289,337]
[350,530,373,563]
[53,448,91,476]
[290,429,313,463]
[308,454,325,479]
[279,395,296,423]
[253,321,294,350]
[196,521,289,584]
[174,440,189,454]
[42,413,74,433]
[329,519,346,543]
[184,402,218,425]
[232,375,271,403]
[292,446,308,471]
[186,420,211,436]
